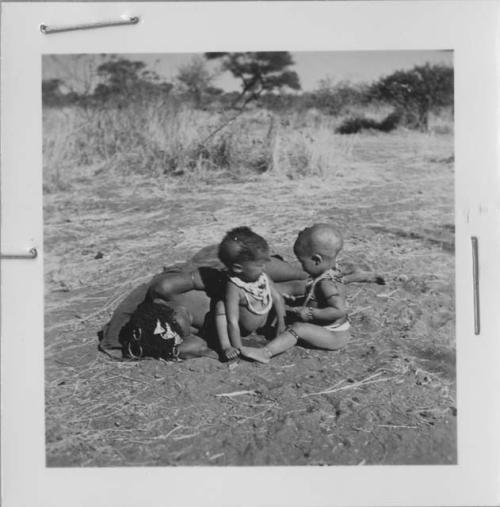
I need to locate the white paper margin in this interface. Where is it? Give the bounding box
[1,2,499,506]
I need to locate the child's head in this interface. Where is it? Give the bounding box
[119,300,184,360]
[218,226,271,282]
[293,223,343,276]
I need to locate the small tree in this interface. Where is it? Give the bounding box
[96,58,146,93]
[43,55,102,97]
[42,79,64,107]
[176,56,217,107]
[204,52,301,108]
[314,78,369,115]
[94,57,168,104]
[369,63,453,130]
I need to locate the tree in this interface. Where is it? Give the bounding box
[314,78,369,115]
[369,63,453,130]
[94,57,169,103]
[176,56,217,107]
[42,79,64,106]
[97,59,145,88]
[96,58,146,94]
[204,52,301,108]
[43,55,103,97]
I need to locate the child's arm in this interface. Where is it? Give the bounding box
[265,258,308,282]
[340,262,385,285]
[214,300,239,360]
[342,271,385,285]
[269,281,286,335]
[294,280,348,324]
[149,269,206,301]
[225,282,244,352]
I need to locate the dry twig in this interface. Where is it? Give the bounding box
[349,306,373,317]
[302,372,397,397]
[215,390,257,398]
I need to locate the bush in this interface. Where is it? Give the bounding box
[308,80,369,116]
[368,63,453,131]
[336,111,401,134]
[43,98,362,189]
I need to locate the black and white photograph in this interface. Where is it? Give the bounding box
[42,49,457,467]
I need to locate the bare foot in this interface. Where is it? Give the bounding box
[240,346,271,364]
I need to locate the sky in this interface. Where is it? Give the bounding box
[43,50,453,93]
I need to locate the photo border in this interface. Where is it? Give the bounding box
[2,2,499,506]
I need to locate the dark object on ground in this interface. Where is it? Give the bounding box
[336,111,401,134]
[119,300,184,360]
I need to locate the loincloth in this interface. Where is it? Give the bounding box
[323,320,351,332]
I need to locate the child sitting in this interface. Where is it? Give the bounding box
[214,227,286,361]
[241,223,350,364]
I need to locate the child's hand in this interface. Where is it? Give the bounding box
[295,306,314,322]
[223,346,240,361]
[276,319,286,335]
[287,306,312,321]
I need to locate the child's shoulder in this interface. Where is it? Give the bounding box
[317,273,345,298]
[317,277,340,292]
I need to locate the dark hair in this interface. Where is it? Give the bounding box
[218,226,270,267]
[119,300,184,360]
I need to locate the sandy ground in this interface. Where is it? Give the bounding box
[44,130,455,466]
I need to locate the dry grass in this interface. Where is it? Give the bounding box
[43,107,455,466]
[44,102,426,189]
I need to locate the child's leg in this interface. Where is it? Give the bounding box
[240,326,299,363]
[178,335,218,360]
[291,322,350,350]
[343,271,385,285]
[148,270,198,301]
[241,322,350,363]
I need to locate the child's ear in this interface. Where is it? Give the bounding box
[312,254,323,265]
[232,263,243,273]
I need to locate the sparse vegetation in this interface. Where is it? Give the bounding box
[43,55,453,188]
[368,64,453,131]
[44,102,370,189]
[44,129,456,466]
[43,53,455,466]
[205,52,301,108]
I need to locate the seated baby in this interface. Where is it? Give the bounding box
[241,223,353,363]
[213,227,286,361]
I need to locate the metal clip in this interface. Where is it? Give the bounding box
[40,16,139,35]
[471,236,480,335]
[1,248,38,260]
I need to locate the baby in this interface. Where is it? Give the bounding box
[214,227,286,361]
[241,223,350,363]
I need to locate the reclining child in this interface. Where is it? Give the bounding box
[99,239,307,361]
